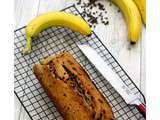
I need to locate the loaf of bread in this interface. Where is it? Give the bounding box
[33,52,115,120]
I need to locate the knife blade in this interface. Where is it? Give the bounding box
[78,44,146,118]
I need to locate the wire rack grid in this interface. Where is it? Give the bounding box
[14,5,145,120]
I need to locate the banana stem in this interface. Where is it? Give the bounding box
[26,37,32,50]
[22,37,32,55]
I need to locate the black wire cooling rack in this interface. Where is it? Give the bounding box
[14,5,145,120]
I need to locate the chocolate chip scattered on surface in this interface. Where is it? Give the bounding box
[76,0,110,28]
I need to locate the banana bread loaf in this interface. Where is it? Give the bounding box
[33,52,115,120]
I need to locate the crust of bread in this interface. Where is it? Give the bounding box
[33,52,115,120]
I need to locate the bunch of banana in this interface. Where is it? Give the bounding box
[133,0,146,25]
[22,12,92,54]
[111,0,146,44]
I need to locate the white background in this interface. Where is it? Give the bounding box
[146,0,160,119]
[0,0,160,119]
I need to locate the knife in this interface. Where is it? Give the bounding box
[78,44,146,118]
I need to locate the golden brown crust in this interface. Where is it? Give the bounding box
[33,52,115,120]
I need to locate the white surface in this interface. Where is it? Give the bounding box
[147,0,160,119]
[14,0,145,119]
[0,0,14,120]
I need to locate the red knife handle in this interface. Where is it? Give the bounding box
[137,103,146,118]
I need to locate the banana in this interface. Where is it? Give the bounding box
[133,0,146,25]
[22,12,92,54]
[111,0,142,43]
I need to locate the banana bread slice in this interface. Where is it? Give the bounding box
[33,52,115,120]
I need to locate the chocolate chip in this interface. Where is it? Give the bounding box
[87,91,90,94]
[99,12,102,17]
[93,3,96,7]
[72,67,76,71]
[97,112,103,120]
[98,3,105,10]
[89,0,96,4]
[60,77,65,80]
[98,99,103,103]
[104,21,109,25]
[92,111,96,119]
[91,96,94,99]
[102,109,106,114]
[67,60,74,65]
[77,0,81,5]
[63,93,67,97]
